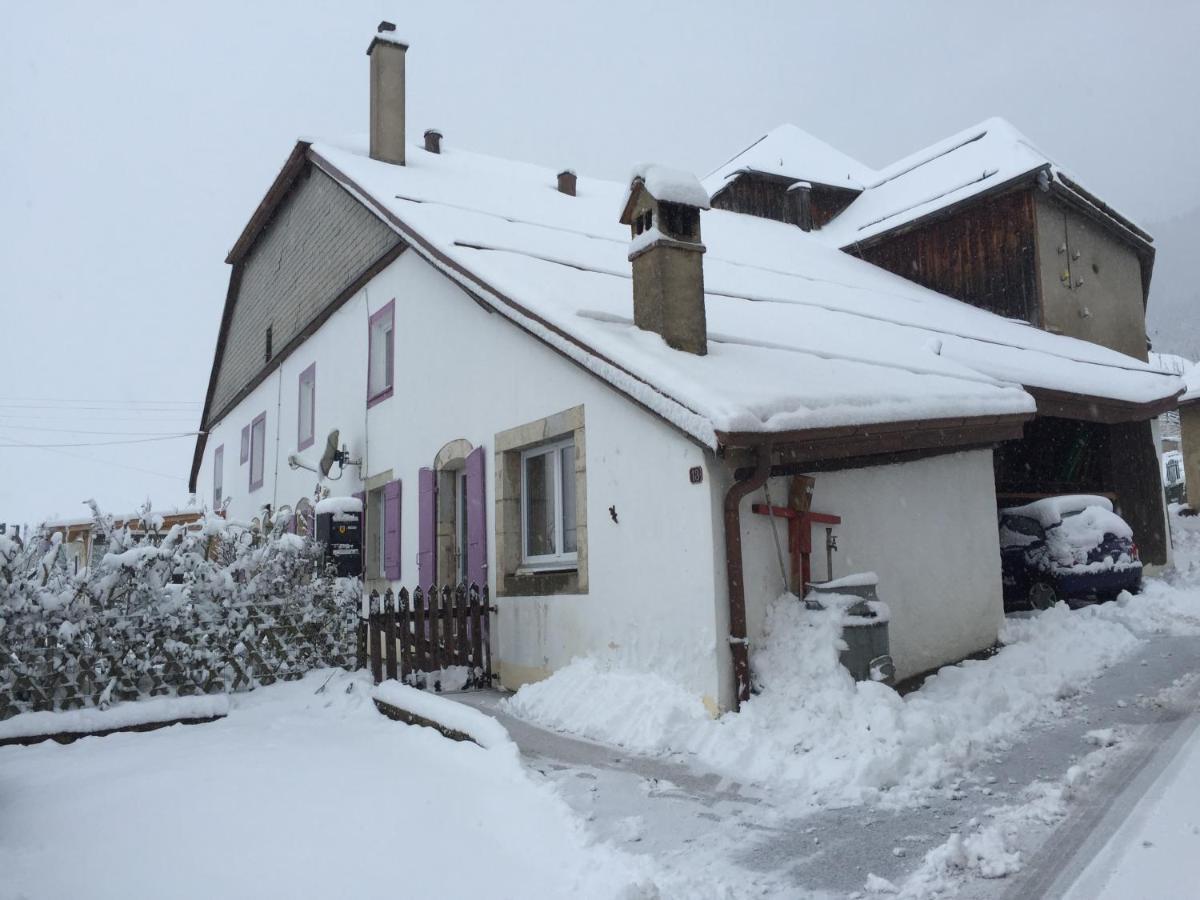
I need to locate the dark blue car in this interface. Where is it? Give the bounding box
[998,495,1142,611]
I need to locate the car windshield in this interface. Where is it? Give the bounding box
[1002,516,1043,538]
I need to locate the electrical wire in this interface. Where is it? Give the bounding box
[0,424,204,436]
[0,432,199,449]
[0,432,186,482]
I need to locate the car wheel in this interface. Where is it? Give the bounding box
[1027,580,1057,611]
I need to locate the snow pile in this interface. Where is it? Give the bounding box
[504,658,711,752]
[0,694,229,742]
[0,670,657,899]
[508,594,1148,810]
[374,680,512,752]
[1001,494,1115,528]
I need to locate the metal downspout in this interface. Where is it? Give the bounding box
[723,441,773,710]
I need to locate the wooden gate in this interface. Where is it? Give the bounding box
[360,583,493,691]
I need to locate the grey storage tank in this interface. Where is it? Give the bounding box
[805,574,895,685]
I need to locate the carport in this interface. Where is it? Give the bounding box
[994,391,1175,565]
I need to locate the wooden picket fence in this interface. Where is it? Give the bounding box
[360,583,493,691]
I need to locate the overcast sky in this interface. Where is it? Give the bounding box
[2,1,1198,526]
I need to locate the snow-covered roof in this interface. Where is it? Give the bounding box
[820,118,1057,247]
[704,124,874,194]
[306,136,1181,448]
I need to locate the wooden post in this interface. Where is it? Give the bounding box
[413,587,428,676]
[383,588,398,682]
[455,582,469,668]
[427,585,442,676]
[441,585,453,672]
[397,588,412,681]
[368,590,383,685]
[469,583,484,679]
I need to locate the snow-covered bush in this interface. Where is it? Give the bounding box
[0,503,360,719]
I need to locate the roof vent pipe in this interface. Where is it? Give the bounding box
[366,21,408,166]
[788,181,814,232]
[557,170,577,197]
[424,129,442,154]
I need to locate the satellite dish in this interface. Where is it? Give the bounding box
[319,429,341,478]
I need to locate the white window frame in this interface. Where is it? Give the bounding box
[520,437,577,569]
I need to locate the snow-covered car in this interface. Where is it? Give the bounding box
[998,495,1142,610]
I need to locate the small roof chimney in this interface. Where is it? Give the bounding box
[788,181,814,232]
[424,129,442,154]
[620,164,710,356]
[366,22,408,166]
[557,170,577,196]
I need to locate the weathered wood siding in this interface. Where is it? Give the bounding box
[209,165,402,425]
[854,189,1040,323]
[711,173,859,229]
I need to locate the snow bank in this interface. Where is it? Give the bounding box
[373,680,511,752]
[0,694,229,742]
[507,593,1161,811]
[0,671,656,899]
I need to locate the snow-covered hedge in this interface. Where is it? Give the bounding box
[0,503,360,720]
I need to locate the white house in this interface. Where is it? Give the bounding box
[189,25,1181,711]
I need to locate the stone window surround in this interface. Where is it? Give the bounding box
[367,300,395,408]
[434,438,474,586]
[494,405,588,597]
[362,467,394,594]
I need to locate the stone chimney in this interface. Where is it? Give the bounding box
[366,22,408,165]
[557,169,577,196]
[788,181,814,232]
[619,165,711,356]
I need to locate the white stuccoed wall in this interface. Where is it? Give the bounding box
[728,449,1006,687]
[197,250,727,707]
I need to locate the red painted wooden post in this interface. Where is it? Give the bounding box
[383,588,397,682]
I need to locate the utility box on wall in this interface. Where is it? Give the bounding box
[316,508,362,578]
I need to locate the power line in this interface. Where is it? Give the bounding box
[0,424,203,436]
[0,404,202,413]
[0,432,187,482]
[0,396,201,405]
[0,432,199,449]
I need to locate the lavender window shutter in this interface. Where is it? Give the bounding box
[465,446,487,590]
[418,467,436,588]
[383,480,402,581]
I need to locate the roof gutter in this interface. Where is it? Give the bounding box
[722,440,773,710]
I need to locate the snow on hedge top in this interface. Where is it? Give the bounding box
[704,123,875,194]
[1002,494,1114,528]
[623,163,711,211]
[307,135,1180,446]
[314,496,363,515]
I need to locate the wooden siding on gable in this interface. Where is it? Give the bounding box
[853,188,1041,324]
[711,173,859,230]
[208,164,402,425]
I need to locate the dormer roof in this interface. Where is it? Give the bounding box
[704,123,875,197]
